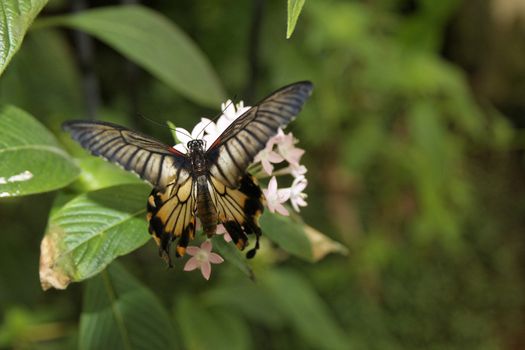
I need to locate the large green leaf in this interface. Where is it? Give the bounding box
[286,0,306,38]
[175,294,251,350]
[211,235,253,279]
[0,0,47,76]
[39,184,151,290]
[261,212,347,262]
[262,269,349,350]
[80,262,177,350]
[38,5,225,107]
[204,282,286,327]
[0,105,79,197]
[0,29,83,120]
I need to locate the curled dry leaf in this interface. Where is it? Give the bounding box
[39,225,73,290]
[303,225,348,261]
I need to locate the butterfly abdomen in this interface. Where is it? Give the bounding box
[196,175,218,236]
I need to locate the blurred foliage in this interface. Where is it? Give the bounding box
[1,0,525,349]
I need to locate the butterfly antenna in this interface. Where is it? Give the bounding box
[195,96,238,140]
[138,113,192,140]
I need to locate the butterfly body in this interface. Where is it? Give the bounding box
[63,81,313,266]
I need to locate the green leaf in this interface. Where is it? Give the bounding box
[261,212,347,262]
[286,0,306,39]
[211,236,254,279]
[0,29,83,120]
[262,269,349,350]
[38,5,225,107]
[204,283,286,327]
[73,156,142,192]
[0,105,79,197]
[261,212,312,260]
[0,0,48,76]
[39,184,151,290]
[166,121,179,144]
[175,294,251,350]
[80,262,177,350]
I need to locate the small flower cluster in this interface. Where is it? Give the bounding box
[173,99,308,279]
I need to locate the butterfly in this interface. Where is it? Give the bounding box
[63,81,313,266]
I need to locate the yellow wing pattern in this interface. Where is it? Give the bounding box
[147,177,196,266]
[209,174,265,258]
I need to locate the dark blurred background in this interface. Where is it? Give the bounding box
[1,0,525,349]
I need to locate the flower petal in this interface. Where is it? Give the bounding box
[208,252,224,264]
[201,261,212,280]
[216,224,227,234]
[274,203,290,216]
[191,119,210,139]
[175,127,192,145]
[267,176,278,193]
[183,257,200,271]
[186,246,200,256]
[173,143,187,154]
[201,240,212,252]
[278,188,291,202]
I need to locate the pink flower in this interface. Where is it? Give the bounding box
[216,224,232,242]
[282,163,308,178]
[195,220,232,242]
[275,129,304,166]
[183,240,224,280]
[263,176,290,216]
[279,176,308,212]
[254,135,284,175]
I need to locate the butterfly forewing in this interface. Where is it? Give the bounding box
[206,81,313,188]
[62,81,313,264]
[63,120,191,188]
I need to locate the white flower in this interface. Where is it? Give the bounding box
[254,134,284,175]
[173,100,252,152]
[282,163,308,178]
[279,175,308,212]
[173,118,210,153]
[262,176,290,216]
[275,129,304,166]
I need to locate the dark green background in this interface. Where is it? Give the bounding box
[1,0,525,349]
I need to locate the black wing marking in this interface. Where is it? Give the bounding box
[208,174,265,258]
[62,120,191,188]
[147,177,197,265]
[206,81,313,188]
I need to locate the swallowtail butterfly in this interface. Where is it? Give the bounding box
[63,81,313,266]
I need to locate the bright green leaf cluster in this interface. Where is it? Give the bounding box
[286,0,306,39]
[0,0,48,76]
[36,5,226,108]
[0,105,78,197]
[40,184,151,289]
[80,262,176,350]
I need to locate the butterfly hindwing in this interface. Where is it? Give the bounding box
[209,173,265,256]
[206,81,313,188]
[63,120,191,188]
[147,177,196,265]
[63,81,313,265]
